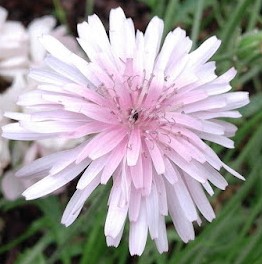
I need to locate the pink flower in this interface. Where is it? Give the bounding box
[2,7,249,255]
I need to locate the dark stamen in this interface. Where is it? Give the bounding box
[133,111,139,121]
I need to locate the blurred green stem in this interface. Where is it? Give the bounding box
[163,0,179,37]
[190,0,204,49]
[236,65,261,86]
[53,0,68,26]
[247,0,262,31]
[85,0,95,17]
[220,0,252,50]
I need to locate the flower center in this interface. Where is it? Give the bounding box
[129,109,139,123]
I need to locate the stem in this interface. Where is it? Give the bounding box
[190,0,205,50]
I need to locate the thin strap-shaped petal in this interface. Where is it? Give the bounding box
[184,174,215,222]
[165,179,195,243]
[62,175,101,226]
[145,139,165,175]
[39,35,87,66]
[77,154,108,189]
[105,185,128,239]
[129,199,148,256]
[101,141,127,184]
[189,36,221,66]
[154,215,168,253]
[23,159,89,200]
[126,127,141,166]
[143,17,164,75]
[146,183,159,239]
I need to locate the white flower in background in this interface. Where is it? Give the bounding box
[0,75,26,174]
[28,15,80,66]
[0,6,29,80]
[2,7,249,255]
[1,138,72,200]
[0,8,80,190]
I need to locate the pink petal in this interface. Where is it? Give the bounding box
[129,155,143,189]
[145,139,165,175]
[76,128,127,163]
[101,141,127,184]
[126,127,141,166]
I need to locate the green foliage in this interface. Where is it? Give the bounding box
[1,0,261,263]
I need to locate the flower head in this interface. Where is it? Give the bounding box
[2,7,249,255]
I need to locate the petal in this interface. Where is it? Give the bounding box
[105,185,128,239]
[101,141,127,184]
[154,215,168,253]
[145,139,165,175]
[163,157,179,184]
[130,154,143,189]
[61,175,100,226]
[23,159,89,200]
[165,180,195,243]
[184,175,215,222]
[189,36,221,66]
[128,185,141,221]
[106,226,124,248]
[45,55,88,85]
[126,127,141,166]
[129,199,148,256]
[143,17,164,74]
[109,7,127,60]
[39,35,87,67]
[76,128,127,163]
[173,173,198,222]
[77,155,108,189]
[146,183,159,239]
[16,146,83,177]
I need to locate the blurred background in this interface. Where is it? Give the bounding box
[0,0,261,263]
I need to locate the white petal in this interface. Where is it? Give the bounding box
[185,175,215,222]
[128,186,141,221]
[144,17,164,74]
[45,56,88,85]
[165,180,195,243]
[189,36,221,66]
[154,215,168,253]
[146,183,159,239]
[173,173,198,222]
[106,226,124,248]
[61,175,100,226]
[105,187,128,239]
[154,172,168,216]
[23,160,89,200]
[77,155,108,189]
[101,141,126,184]
[222,162,245,180]
[109,7,127,59]
[129,200,148,256]
[39,35,86,67]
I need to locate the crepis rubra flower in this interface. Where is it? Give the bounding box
[2,7,249,255]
